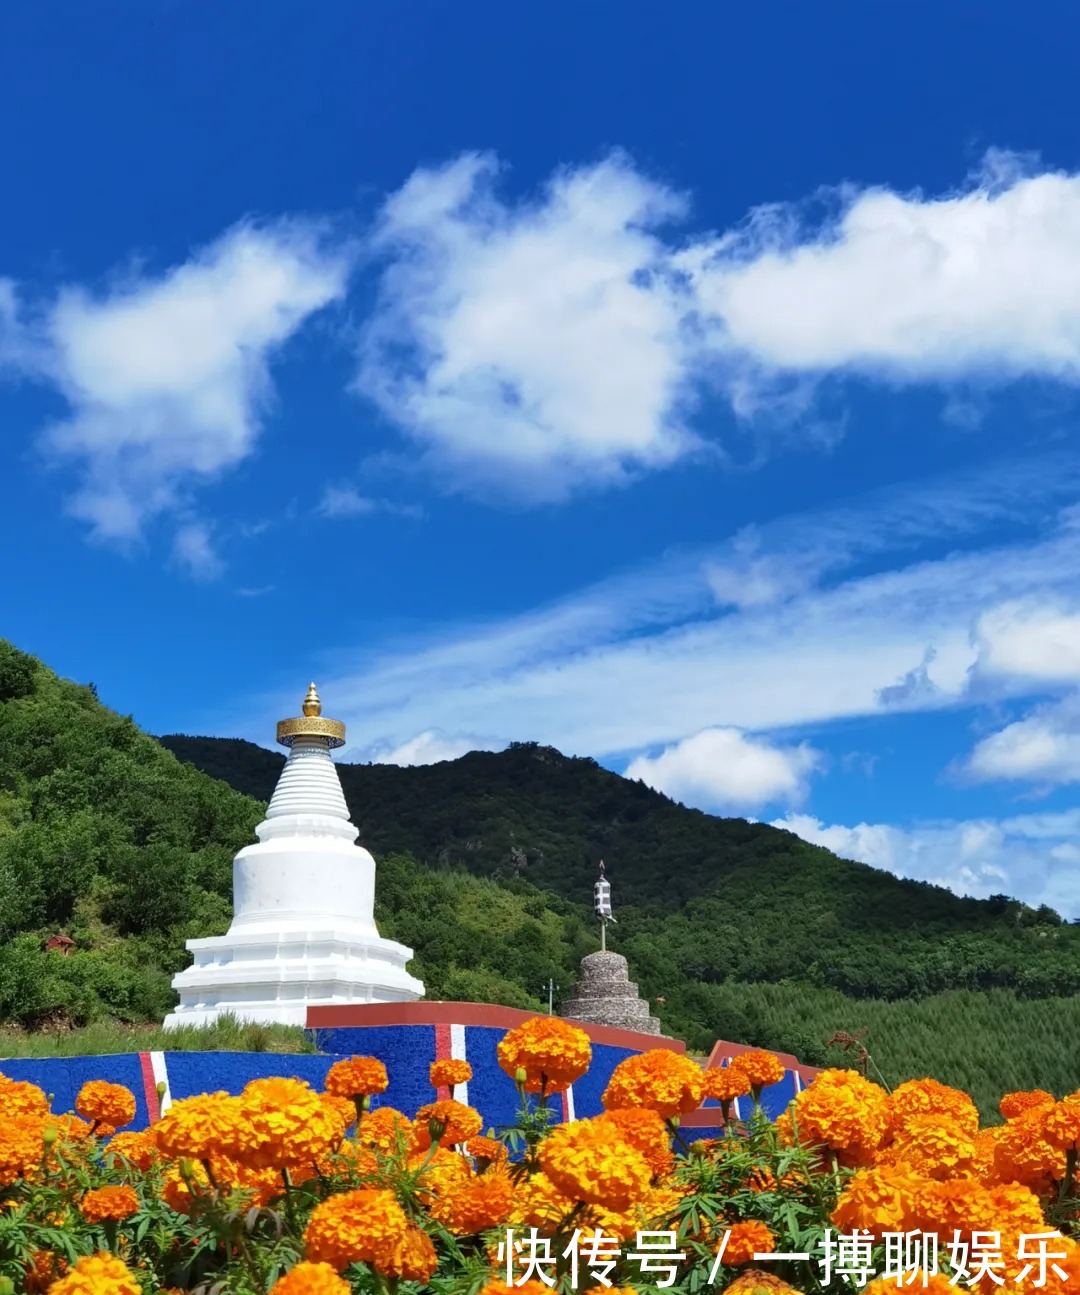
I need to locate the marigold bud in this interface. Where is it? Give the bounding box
[428,1117,447,1145]
[515,1067,528,1086]
[0,1275,14,1295]
[42,1125,58,1150]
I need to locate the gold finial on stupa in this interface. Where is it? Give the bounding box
[276,682,346,749]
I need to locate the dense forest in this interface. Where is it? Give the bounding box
[3,638,1080,1116]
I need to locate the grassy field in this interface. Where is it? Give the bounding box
[0,1014,315,1058]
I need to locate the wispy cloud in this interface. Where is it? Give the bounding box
[316,484,424,521]
[171,520,224,582]
[775,808,1080,917]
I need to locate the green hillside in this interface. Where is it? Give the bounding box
[4,637,1080,1116]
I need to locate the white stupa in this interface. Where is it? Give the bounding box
[163,683,424,1029]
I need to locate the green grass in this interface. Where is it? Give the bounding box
[0,1013,316,1059]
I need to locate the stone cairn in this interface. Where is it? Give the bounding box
[559,860,664,1036]
[560,950,662,1035]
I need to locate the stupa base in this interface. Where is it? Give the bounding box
[162,924,424,1031]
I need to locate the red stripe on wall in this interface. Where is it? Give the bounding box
[560,1090,569,1121]
[138,1052,160,1124]
[434,1022,452,1101]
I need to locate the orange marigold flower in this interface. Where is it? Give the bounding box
[602,1050,704,1120]
[23,1248,67,1293]
[1044,1097,1080,1151]
[46,1113,94,1145]
[889,1077,979,1138]
[497,1016,592,1094]
[538,1117,652,1211]
[413,1098,483,1148]
[791,1069,891,1168]
[831,1165,921,1237]
[599,1107,674,1178]
[509,1171,576,1229]
[724,1220,777,1266]
[720,1271,800,1295]
[81,1185,140,1224]
[865,1275,955,1295]
[0,1115,45,1186]
[75,1080,136,1130]
[321,1093,356,1134]
[303,1187,410,1272]
[359,1105,412,1153]
[431,1058,473,1088]
[994,1107,1067,1186]
[0,1074,49,1120]
[880,1115,977,1181]
[429,1170,514,1234]
[269,1260,352,1295]
[103,1130,157,1172]
[233,1077,347,1169]
[465,1135,509,1169]
[1001,1090,1056,1121]
[161,1159,210,1213]
[47,1251,140,1295]
[413,1147,474,1209]
[373,1226,438,1282]
[154,1092,247,1161]
[985,1182,1047,1234]
[324,1056,389,1100]
[702,1068,752,1104]
[728,1051,786,1095]
[481,1283,559,1295]
[909,1177,996,1236]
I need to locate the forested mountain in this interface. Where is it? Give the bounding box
[4,637,1080,1114]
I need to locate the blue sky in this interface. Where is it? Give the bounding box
[7,2,1080,912]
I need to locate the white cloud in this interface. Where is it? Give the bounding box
[775,809,1080,917]
[356,152,701,499]
[316,484,423,520]
[367,730,494,766]
[974,600,1080,685]
[964,696,1080,785]
[356,150,1080,496]
[625,727,821,812]
[37,221,351,545]
[171,520,224,582]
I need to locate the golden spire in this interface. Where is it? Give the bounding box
[276,683,345,749]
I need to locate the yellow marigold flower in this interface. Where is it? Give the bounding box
[497,1017,592,1094]
[723,1220,777,1266]
[539,1116,652,1211]
[428,1169,514,1235]
[602,1049,704,1120]
[1001,1090,1056,1120]
[23,1248,67,1293]
[46,1251,140,1295]
[324,1055,389,1099]
[413,1098,483,1148]
[831,1165,921,1237]
[0,1075,49,1120]
[728,1051,786,1095]
[80,1185,140,1224]
[234,1077,347,1169]
[303,1187,410,1272]
[994,1106,1067,1186]
[1044,1096,1080,1151]
[864,1275,955,1295]
[269,1260,352,1295]
[720,1272,800,1295]
[0,1115,45,1186]
[598,1107,674,1178]
[889,1077,979,1138]
[358,1105,412,1152]
[509,1171,575,1229]
[75,1081,136,1130]
[102,1129,157,1172]
[321,1093,356,1133]
[908,1177,996,1236]
[154,1092,247,1161]
[413,1147,473,1208]
[881,1114,977,1180]
[431,1058,472,1088]
[702,1067,752,1104]
[465,1134,509,1169]
[791,1069,891,1168]
[972,1125,1003,1180]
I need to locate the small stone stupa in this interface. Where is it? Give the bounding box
[163,684,424,1029]
[560,861,662,1035]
